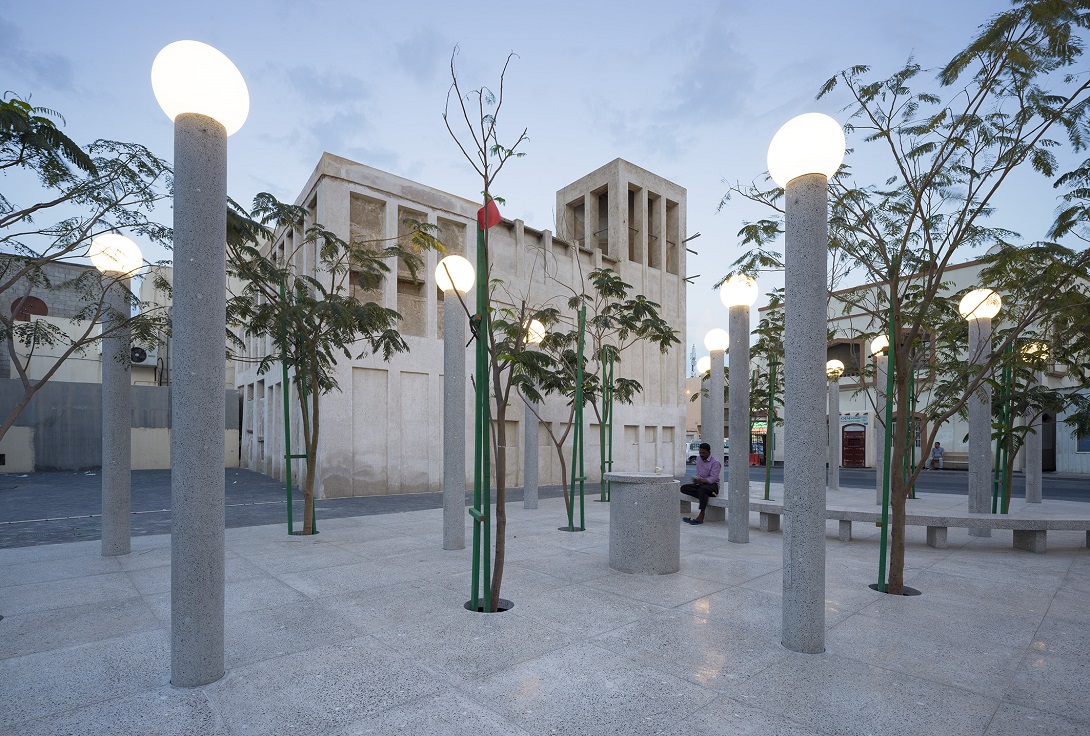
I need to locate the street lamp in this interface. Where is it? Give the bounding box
[721,275,758,543]
[437,255,474,549]
[90,233,142,558]
[826,359,844,493]
[959,288,1001,533]
[768,111,844,654]
[522,316,544,510]
[696,355,711,375]
[702,328,728,463]
[1022,341,1048,503]
[152,39,248,688]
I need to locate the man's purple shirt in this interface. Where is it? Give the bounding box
[695,455,722,488]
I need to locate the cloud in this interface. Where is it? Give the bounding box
[664,12,756,123]
[0,19,75,92]
[395,26,449,85]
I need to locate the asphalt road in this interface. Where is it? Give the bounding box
[0,465,1085,549]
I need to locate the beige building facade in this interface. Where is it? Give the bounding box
[235,155,689,498]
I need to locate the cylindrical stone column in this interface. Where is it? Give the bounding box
[523,398,539,509]
[874,355,887,505]
[708,348,725,490]
[171,113,228,687]
[967,317,993,535]
[828,377,840,493]
[728,305,750,543]
[101,278,132,557]
[443,302,467,548]
[606,472,680,574]
[782,173,828,654]
[1025,371,1042,503]
[521,401,534,510]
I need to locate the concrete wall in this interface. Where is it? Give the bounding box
[235,155,688,498]
[0,379,240,470]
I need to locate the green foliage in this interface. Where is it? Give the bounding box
[718,0,1090,593]
[0,93,172,439]
[226,193,439,397]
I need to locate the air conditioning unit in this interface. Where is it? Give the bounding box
[130,345,160,366]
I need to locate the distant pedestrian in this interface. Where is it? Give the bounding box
[681,442,721,525]
[926,441,945,470]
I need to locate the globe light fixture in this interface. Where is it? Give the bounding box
[1022,341,1050,362]
[696,356,711,375]
[704,328,729,352]
[152,41,249,135]
[720,274,759,308]
[525,319,546,345]
[435,255,475,293]
[870,335,889,356]
[826,359,845,380]
[89,233,143,275]
[767,113,846,188]
[958,289,1002,321]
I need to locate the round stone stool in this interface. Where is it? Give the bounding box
[605,472,680,574]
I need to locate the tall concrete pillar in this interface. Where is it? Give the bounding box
[727,305,750,543]
[1025,371,1043,503]
[707,348,725,491]
[101,279,132,557]
[443,301,467,548]
[967,317,993,535]
[874,355,887,505]
[782,173,828,654]
[170,113,227,687]
[827,376,840,493]
[523,399,539,509]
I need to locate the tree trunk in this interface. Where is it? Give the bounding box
[490,398,507,610]
[301,372,320,535]
[885,353,911,595]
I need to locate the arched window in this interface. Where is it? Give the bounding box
[11,296,48,322]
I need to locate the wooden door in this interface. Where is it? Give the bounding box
[842,424,866,468]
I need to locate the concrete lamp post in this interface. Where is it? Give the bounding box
[1022,342,1048,503]
[152,39,248,688]
[703,328,729,472]
[959,288,1001,534]
[90,233,143,558]
[870,335,890,505]
[437,255,475,549]
[767,112,844,654]
[826,359,845,493]
[721,275,758,543]
[522,318,545,510]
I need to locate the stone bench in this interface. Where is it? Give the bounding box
[680,492,1090,553]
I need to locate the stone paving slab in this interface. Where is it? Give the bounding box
[0,495,1087,735]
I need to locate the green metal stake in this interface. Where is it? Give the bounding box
[470,223,493,611]
[568,305,587,531]
[906,367,916,500]
[599,351,614,502]
[877,309,896,593]
[764,358,777,500]
[279,280,311,535]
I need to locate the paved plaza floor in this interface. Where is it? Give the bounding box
[2,485,1089,735]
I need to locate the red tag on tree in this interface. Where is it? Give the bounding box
[477,199,502,229]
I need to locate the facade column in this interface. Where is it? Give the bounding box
[1025,371,1043,503]
[523,399,539,509]
[828,375,841,493]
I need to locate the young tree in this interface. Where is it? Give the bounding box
[718,1,1090,593]
[444,49,530,611]
[521,267,679,526]
[0,93,172,440]
[226,193,438,535]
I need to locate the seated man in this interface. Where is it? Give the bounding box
[925,441,945,470]
[681,442,722,525]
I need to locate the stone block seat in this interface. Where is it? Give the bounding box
[936,451,969,471]
[680,491,1090,554]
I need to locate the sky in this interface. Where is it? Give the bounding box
[2,0,1069,374]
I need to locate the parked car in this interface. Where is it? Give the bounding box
[685,439,729,465]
